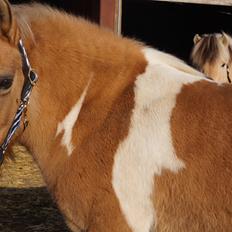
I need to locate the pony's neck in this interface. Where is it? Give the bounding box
[15,4,146,185]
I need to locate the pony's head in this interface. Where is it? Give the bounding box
[191,32,232,83]
[0,0,25,144]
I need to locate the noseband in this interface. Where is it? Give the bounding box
[0,39,38,164]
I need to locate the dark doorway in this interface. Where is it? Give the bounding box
[122,0,232,62]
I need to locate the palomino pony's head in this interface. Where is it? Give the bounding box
[191,32,232,83]
[0,0,31,155]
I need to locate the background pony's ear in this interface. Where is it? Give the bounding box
[0,0,18,44]
[193,34,202,44]
[221,32,232,47]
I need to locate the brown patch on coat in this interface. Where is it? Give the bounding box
[153,80,232,231]
[56,84,137,232]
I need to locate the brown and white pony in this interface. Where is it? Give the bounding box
[191,32,232,83]
[0,0,232,231]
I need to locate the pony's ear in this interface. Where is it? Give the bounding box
[221,32,232,47]
[193,34,202,44]
[0,0,18,43]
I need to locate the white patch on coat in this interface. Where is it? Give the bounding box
[112,47,204,232]
[144,48,204,77]
[56,81,90,156]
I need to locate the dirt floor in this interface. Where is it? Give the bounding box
[0,145,70,232]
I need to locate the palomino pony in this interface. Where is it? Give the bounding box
[191,32,232,83]
[1,1,232,231]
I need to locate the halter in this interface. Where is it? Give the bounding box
[221,63,231,83]
[0,39,38,164]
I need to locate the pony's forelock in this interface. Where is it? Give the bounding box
[191,34,220,69]
[191,33,232,70]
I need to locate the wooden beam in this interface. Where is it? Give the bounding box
[100,0,121,34]
[151,0,232,6]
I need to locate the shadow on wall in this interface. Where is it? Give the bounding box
[0,187,69,232]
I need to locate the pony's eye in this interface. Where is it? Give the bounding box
[0,78,13,90]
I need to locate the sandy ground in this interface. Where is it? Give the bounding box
[0,145,70,232]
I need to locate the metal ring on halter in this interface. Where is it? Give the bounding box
[28,69,38,86]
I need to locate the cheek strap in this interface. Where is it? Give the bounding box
[0,39,38,164]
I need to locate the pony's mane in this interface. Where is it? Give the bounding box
[12,2,144,67]
[12,3,53,42]
[191,33,232,69]
[12,3,81,44]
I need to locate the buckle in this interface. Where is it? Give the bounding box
[28,69,38,86]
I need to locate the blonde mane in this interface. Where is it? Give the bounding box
[12,3,57,43]
[12,3,87,45]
